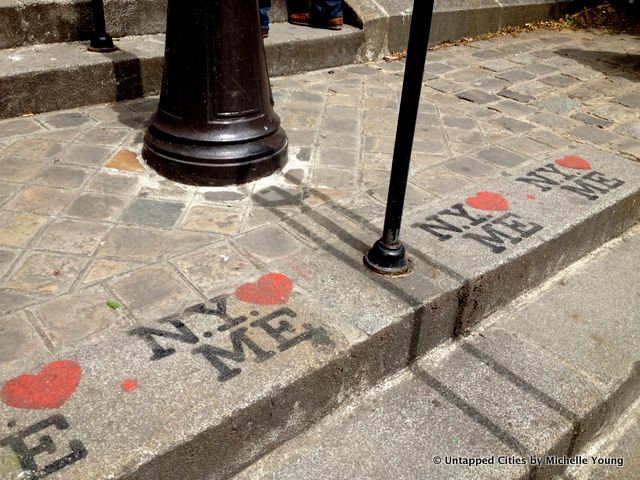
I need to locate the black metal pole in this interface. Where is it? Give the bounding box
[88,0,117,52]
[364,0,435,275]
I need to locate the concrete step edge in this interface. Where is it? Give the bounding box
[0,148,638,480]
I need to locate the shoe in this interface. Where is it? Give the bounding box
[288,12,343,30]
[261,27,269,38]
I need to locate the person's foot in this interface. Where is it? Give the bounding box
[288,12,343,30]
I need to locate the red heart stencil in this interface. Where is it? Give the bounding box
[465,191,509,212]
[235,273,293,306]
[1,360,82,410]
[555,155,592,170]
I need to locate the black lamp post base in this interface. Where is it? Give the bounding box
[88,35,117,52]
[143,127,288,186]
[363,239,413,275]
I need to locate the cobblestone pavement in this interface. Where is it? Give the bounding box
[0,27,638,365]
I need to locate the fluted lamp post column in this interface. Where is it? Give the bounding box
[143,0,288,186]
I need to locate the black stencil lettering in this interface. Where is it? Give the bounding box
[581,171,625,190]
[536,163,578,181]
[492,213,543,238]
[186,296,247,332]
[129,316,199,361]
[462,223,520,253]
[515,172,561,192]
[560,178,609,200]
[192,328,275,382]
[438,203,488,226]
[412,215,464,241]
[250,308,316,352]
[0,415,87,479]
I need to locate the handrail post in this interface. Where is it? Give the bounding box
[88,0,117,52]
[363,0,435,275]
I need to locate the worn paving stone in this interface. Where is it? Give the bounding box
[64,192,129,221]
[456,89,500,105]
[571,112,613,128]
[0,249,18,278]
[82,259,140,286]
[367,182,434,210]
[498,88,534,103]
[173,242,260,297]
[39,112,95,129]
[568,125,619,145]
[495,69,537,83]
[534,96,582,114]
[443,156,500,180]
[5,186,74,216]
[34,219,111,255]
[85,170,141,195]
[615,93,640,109]
[104,149,145,173]
[3,138,62,162]
[58,143,113,167]
[317,148,359,168]
[97,226,168,263]
[120,198,185,229]
[32,165,90,189]
[0,157,42,182]
[235,224,304,264]
[499,137,554,157]
[0,117,44,138]
[0,212,48,248]
[181,205,243,235]
[0,311,48,363]
[539,74,581,88]
[411,169,476,199]
[111,264,201,320]
[3,252,86,295]
[312,168,357,189]
[75,127,130,146]
[0,181,19,207]
[476,146,529,168]
[34,288,123,349]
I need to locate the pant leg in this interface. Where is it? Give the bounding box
[311,0,343,19]
[259,0,271,29]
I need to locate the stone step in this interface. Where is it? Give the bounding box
[0,25,365,119]
[0,0,583,119]
[0,146,638,480]
[0,0,291,49]
[232,224,640,480]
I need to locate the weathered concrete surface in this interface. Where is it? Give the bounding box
[0,0,586,117]
[232,226,640,480]
[403,146,640,331]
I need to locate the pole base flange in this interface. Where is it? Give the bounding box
[88,35,117,52]
[363,239,412,276]
[143,127,288,186]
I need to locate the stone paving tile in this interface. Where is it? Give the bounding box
[33,288,123,348]
[0,117,44,138]
[57,143,114,167]
[3,252,86,295]
[34,218,111,255]
[442,156,500,180]
[0,157,42,182]
[0,311,48,363]
[6,186,74,216]
[39,111,96,129]
[110,264,201,321]
[3,138,62,161]
[120,198,185,229]
[97,226,168,262]
[85,170,142,195]
[476,146,529,168]
[181,205,243,235]
[31,164,91,189]
[0,249,18,278]
[64,192,129,221]
[235,224,305,264]
[173,242,260,297]
[81,259,142,286]
[104,149,145,173]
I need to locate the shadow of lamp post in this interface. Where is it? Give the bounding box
[143,0,288,186]
[364,0,435,275]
